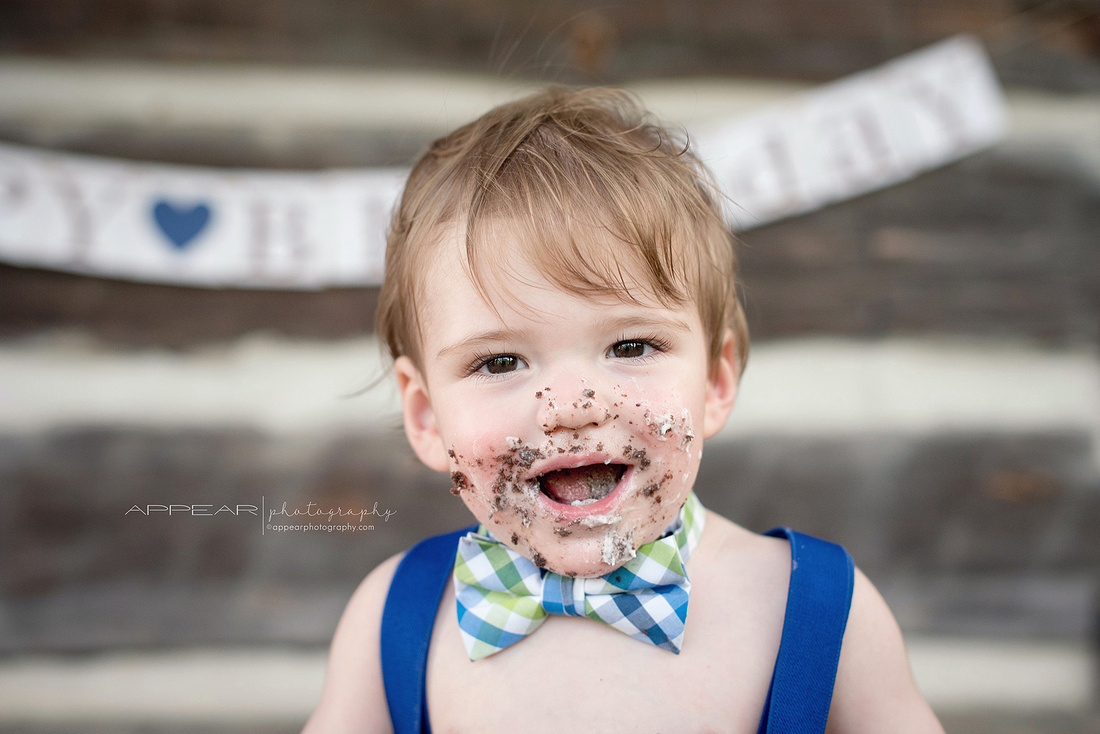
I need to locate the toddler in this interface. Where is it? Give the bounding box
[305,87,943,733]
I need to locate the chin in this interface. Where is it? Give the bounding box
[539,538,628,578]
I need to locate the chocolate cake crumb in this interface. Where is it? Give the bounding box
[531,552,547,568]
[583,389,595,398]
[622,445,650,469]
[515,446,543,468]
[450,471,468,495]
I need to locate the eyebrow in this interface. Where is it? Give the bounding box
[434,313,692,361]
[436,328,527,360]
[600,314,693,335]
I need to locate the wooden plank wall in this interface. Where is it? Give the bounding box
[1,0,1098,656]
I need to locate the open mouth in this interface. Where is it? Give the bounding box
[537,463,627,505]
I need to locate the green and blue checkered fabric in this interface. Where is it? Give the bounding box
[453,493,705,661]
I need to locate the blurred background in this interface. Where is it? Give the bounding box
[0,1,1098,732]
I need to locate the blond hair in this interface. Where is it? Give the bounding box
[377,86,749,373]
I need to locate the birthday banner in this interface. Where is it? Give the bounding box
[695,35,1006,228]
[0,36,1005,290]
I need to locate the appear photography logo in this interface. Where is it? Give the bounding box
[125,497,396,535]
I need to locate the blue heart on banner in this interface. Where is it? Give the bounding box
[152,200,212,250]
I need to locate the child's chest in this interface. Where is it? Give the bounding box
[424,583,784,733]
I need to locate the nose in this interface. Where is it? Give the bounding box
[536,379,612,434]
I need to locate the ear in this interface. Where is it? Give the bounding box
[702,329,740,439]
[394,356,450,472]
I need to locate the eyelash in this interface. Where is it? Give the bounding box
[608,335,671,360]
[466,351,523,378]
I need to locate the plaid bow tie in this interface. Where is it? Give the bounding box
[453,493,705,661]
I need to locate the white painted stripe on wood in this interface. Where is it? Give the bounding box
[0,649,325,723]
[0,59,545,134]
[0,58,1096,152]
[908,637,1095,712]
[721,338,1100,439]
[0,638,1090,722]
[0,333,402,434]
[2,336,1098,446]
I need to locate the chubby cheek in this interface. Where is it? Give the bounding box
[437,397,526,501]
[611,389,701,543]
[444,439,521,519]
[445,438,555,569]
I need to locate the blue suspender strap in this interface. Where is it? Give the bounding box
[380,527,473,734]
[758,527,855,734]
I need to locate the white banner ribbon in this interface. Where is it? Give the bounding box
[0,36,1005,289]
[695,35,1007,228]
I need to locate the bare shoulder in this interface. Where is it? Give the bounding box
[690,510,792,594]
[692,513,942,733]
[825,568,944,734]
[686,511,793,648]
[303,552,403,734]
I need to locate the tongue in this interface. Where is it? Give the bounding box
[539,465,621,504]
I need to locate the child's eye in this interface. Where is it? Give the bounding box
[476,354,527,375]
[608,339,658,359]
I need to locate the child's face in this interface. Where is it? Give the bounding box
[395,231,738,578]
